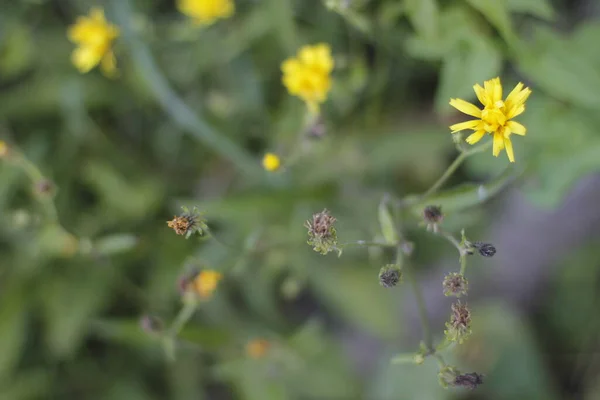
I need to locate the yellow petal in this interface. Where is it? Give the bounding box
[506,120,526,135]
[449,98,481,118]
[71,46,102,73]
[504,137,515,162]
[473,84,488,107]
[492,77,502,103]
[449,119,481,133]
[505,82,524,105]
[492,132,505,157]
[507,105,525,119]
[465,130,486,144]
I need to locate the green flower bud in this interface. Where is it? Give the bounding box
[305,209,339,255]
[438,366,460,389]
[444,301,472,344]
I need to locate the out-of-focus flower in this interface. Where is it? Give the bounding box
[379,264,402,288]
[281,43,334,114]
[442,272,468,297]
[67,8,119,76]
[473,242,496,257]
[305,209,338,255]
[423,205,443,232]
[454,372,484,390]
[449,77,531,162]
[167,206,208,239]
[177,0,235,26]
[189,270,222,299]
[246,338,270,358]
[262,153,281,172]
[444,301,472,344]
[0,141,8,158]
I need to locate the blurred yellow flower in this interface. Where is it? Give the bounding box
[262,153,281,172]
[0,141,8,158]
[177,0,235,25]
[191,270,222,299]
[246,339,270,359]
[449,77,531,163]
[281,43,334,114]
[67,8,119,76]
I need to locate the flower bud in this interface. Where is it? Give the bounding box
[473,242,496,257]
[379,264,402,288]
[413,353,425,365]
[454,372,484,390]
[305,209,339,255]
[423,205,443,232]
[246,339,270,359]
[444,301,472,344]
[167,206,208,239]
[442,272,468,297]
[438,366,460,389]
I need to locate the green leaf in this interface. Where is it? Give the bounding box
[506,0,555,21]
[465,0,515,42]
[94,234,138,255]
[378,198,398,245]
[404,0,439,39]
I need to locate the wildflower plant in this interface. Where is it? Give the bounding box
[177,0,235,25]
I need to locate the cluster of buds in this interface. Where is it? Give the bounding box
[305,209,339,255]
[167,206,208,239]
[438,366,484,390]
[442,272,468,297]
[379,264,402,288]
[444,301,472,344]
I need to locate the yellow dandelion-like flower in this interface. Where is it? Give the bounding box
[262,153,281,172]
[190,270,223,299]
[245,339,270,359]
[281,43,334,115]
[177,0,235,26]
[67,8,119,77]
[449,77,532,162]
[0,141,8,158]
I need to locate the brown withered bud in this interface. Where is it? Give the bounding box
[442,272,468,297]
[423,205,443,232]
[305,209,338,255]
[454,372,484,390]
[379,264,402,288]
[444,301,472,344]
[167,206,208,239]
[473,242,496,257]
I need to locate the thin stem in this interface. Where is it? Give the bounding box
[421,140,493,200]
[339,240,397,249]
[404,260,433,351]
[436,229,463,254]
[168,300,198,338]
[459,255,468,275]
[391,353,416,365]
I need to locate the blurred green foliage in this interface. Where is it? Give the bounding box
[1,0,600,398]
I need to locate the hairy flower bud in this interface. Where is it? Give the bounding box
[379,264,402,288]
[305,209,339,255]
[473,242,496,257]
[454,372,484,390]
[444,301,472,344]
[442,272,468,297]
[423,205,443,232]
[167,206,208,239]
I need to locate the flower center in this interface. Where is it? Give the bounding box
[481,101,508,133]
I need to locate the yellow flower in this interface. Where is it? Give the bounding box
[190,270,223,299]
[245,339,270,359]
[449,77,531,162]
[262,153,281,172]
[0,141,8,158]
[281,43,334,114]
[177,0,235,25]
[67,8,119,76]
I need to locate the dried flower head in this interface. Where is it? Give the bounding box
[454,372,484,390]
[438,366,460,389]
[187,270,223,299]
[246,338,270,359]
[449,77,531,162]
[262,153,281,172]
[167,206,208,239]
[67,7,119,76]
[473,242,496,257]
[305,209,338,255]
[281,43,334,114]
[444,301,472,344]
[423,205,443,232]
[443,272,468,297]
[379,264,402,288]
[177,0,235,26]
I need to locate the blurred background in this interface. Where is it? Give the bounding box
[2,0,600,398]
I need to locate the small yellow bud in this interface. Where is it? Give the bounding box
[262,153,281,172]
[0,141,7,158]
[190,270,222,299]
[246,339,270,359]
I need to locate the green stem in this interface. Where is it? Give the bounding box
[459,255,467,275]
[339,240,397,249]
[391,353,416,365]
[404,261,433,351]
[168,300,199,338]
[421,140,493,200]
[110,0,263,180]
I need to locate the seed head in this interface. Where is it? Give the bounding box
[379,264,402,288]
[442,272,468,297]
[167,206,208,239]
[423,205,443,232]
[473,242,496,257]
[444,301,472,344]
[454,372,484,390]
[305,209,339,255]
